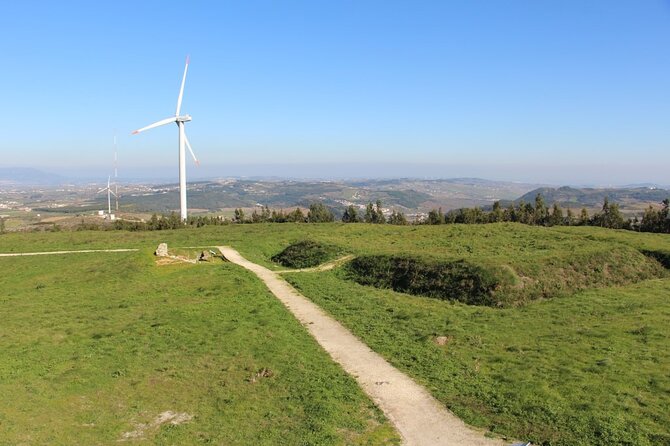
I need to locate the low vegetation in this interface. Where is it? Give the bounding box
[345,245,666,307]
[346,255,506,306]
[284,270,670,445]
[0,248,398,445]
[271,240,341,269]
[1,223,669,444]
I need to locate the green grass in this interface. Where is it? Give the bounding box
[284,271,670,445]
[2,223,670,444]
[2,221,670,268]
[0,250,399,445]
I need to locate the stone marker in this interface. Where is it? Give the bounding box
[198,250,211,262]
[434,336,452,346]
[155,243,168,257]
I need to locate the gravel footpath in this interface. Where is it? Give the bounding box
[218,246,508,446]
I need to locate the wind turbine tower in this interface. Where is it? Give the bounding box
[98,176,116,217]
[114,134,119,212]
[132,56,199,221]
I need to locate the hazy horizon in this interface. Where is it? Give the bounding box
[2,163,668,188]
[1,1,669,188]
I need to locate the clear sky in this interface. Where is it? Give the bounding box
[1,1,669,184]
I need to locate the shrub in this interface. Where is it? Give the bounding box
[344,246,666,307]
[271,240,341,268]
[345,255,506,306]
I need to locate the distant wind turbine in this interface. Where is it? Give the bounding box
[113,134,119,212]
[97,176,116,216]
[132,56,199,221]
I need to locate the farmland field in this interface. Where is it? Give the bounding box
[1,223,669,445]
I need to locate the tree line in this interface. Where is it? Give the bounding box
[82,195,670,234]
[109,203,337,231]
[421,194,670,233]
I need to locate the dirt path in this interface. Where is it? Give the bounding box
[218,246,507,446]
[0,248,138,257]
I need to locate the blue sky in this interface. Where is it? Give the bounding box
[1,1,669,184]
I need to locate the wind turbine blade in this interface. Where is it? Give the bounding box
[131,116,177,134]
[175,55,190,116]
[97,187,107,194]
[184,132,200,166]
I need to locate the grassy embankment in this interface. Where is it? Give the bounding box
[0,244,398,445]
[1,223,669,444]
[262,224,669,445]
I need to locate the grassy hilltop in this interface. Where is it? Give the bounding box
[1,223,669,444]
[0,242,398,445]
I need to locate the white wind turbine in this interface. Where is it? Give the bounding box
[132,56,199,221]
[98,175,116,216]
[113,134,119,212]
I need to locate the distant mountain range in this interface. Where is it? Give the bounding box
[4,168,669,217]
[0,168,66,185]
[516,186,669,211]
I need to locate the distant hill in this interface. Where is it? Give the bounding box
[113,178,541,214]
[0,168,66,186]
[517,186,670,211]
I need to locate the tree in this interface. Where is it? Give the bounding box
[250,206,272,223]
[640,205,660,232]
[566,208,574,226]
[234,208,245,223]
[444,210,457,224]
[489,201,504,223]
[578,208,589,226]
[342,205,359,223]
[271,209,287,223]
[167,212,183,229]
[261,205,271,222]
[549,203,563,226]
[287,207,305,223]
[364,203,374,223]
[427,208,443,225]
[515,200,525,218]
[363,201,385,223]
[453,207,485,224]
[375,200,386,224]
[307,203,334,223]
[639,199,670,233]
[388,210,408,225]
[533,193,548,225]
[631,215,640,231]
[148,213,159,229]
[505,203,517,222]
[593,197,625,229]
[606,202,625,229]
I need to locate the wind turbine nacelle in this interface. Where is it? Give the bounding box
[176,115,192,123]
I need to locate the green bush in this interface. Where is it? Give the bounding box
[345,255,506,306]
[345,246,666,307]
[271,240,341,268]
